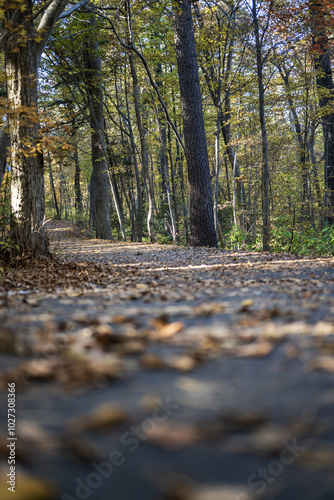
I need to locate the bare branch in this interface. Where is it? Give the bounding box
[36,0,70,63]
[58,0,90,20]
[91,5,185,154]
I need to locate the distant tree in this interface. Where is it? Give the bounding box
[83,15,113,240]
[308,0,334,223]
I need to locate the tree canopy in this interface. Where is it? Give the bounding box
[1,0,334,256]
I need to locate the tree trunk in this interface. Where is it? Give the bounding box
[124,73,143,241]
[83,16,113,240]
[277,63,312,220]
[252,0,270,251]
[129,53,156,242]
[46,152,60,220]
[173,0,217,248]
[309,0,334,224]
[5,0,49,256]
[0,124,10,185]
[74,141,84,218]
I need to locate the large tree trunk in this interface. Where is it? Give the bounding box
[173,0,217,248]
[83,17,113,240]
[5,0,49,256]
[309,0,334,224]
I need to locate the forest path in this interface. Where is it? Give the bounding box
[1,227,334,500]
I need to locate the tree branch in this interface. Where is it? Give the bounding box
[58,0,90,19]
[36,0,70,63]
[87,4,186,154]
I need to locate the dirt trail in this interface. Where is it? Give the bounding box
[1,227,334,500]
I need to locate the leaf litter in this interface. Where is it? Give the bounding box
[1,225,334,498]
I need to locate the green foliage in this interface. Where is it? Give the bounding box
[224,225,248,251]
[223,218,334,256]
[0,239,19,260]
[287,225,334,256]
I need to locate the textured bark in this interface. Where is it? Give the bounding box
[5,0,49,256]
[277,64,312,220]
[173,0,217,248]
[309,0,334,224]
[0,124,10,184]
[83,17,112,240]
[252,0,270,251]
[46,151,60,220]
[129,54,156,242]
[74,140,84,217]
[124,73,143,241]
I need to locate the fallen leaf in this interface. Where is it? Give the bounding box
[68,403,129,432]
[308,356,334,373]
[140,353,166,370]
[167,355,196,371]
[240,299,254,312]
[235,340,273,358]
[148,422,201,448]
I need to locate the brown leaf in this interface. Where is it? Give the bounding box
[140,353,166,370]
[68,403,129,432]
[191,484,255,500]
[150,321,185,339]
[167,355,196,371]
[308,356,334,373]
[148,422,201,448]
[235,340,273,358]
[20,358,59,380]
[239,299,254,312]
[192,302,226,317]
[0,327,16,354]
[297,444,334,471]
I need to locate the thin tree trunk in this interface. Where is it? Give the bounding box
[277,63,311,219]
[129,53,155,242]
[0,124,10,185]
[167,124,180,243]
[104,131,127,240]
[155,107,177,243]
[124,72,143,241]
[74,137,84,218]
[46,152,60,220]
[252,0,270,251]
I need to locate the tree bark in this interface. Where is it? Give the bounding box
[252,0,270,251]
[173,0,217,248]
[2,0,71,256]
[5,0,49,256]
[124,72,143,241]
[309,0,334,224]
[0,124,10,185]
[83,16,113,240]
[74,139,84,218]
[129,53,156,242]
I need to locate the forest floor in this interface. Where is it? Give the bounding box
[1,221,334,500]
